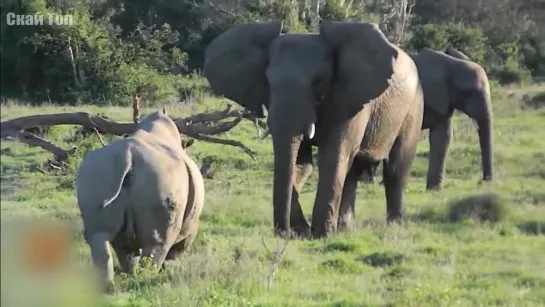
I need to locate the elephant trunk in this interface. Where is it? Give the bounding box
[271,135,302,235]
[267,80,316,235]
[477,118,493,181]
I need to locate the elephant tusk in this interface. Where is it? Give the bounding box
[307,123,315,140]
[260,126,270,140]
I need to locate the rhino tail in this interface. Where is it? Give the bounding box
[101,147,133,208]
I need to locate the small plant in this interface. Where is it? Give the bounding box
[447,193,510,223]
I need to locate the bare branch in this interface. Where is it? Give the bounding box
[191,134,257,160]
[93,128,107,146]
[0,106,263,165]
[4,130,74,161]
[263,238,290,289]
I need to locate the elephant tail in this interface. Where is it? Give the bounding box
[101,147,133,208]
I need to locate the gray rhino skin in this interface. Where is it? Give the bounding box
[76,108,204,292]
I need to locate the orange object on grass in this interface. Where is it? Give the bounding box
[24,226,70,272]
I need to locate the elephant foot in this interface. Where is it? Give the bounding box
[310,224,333,240]
[337,219,355,232]
[426,184,442,191]
[310,230,328,240]
[289,212,311,238]
[386,213,405,225]
[274,228,294,240]
[290,221,310,238]
[273,227,309,240]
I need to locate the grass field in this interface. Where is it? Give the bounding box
[1,83,545,307]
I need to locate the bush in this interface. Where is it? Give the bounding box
[486,42,533,85]
[447,193,510,223]
[406,23,487,65]
[320,0,370,23]
[519,37,545,79]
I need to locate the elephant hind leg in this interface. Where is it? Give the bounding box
[383,133,419,223]
[426,118,453,190]
[338,157,367,231]
[88,231,116,293]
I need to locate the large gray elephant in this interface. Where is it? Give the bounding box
[76,109,205,292]
[410,48,494,190]
[203,20,424,238]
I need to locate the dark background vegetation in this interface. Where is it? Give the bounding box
[1,0,544,105]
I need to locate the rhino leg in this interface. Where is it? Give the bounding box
[88,231,115,293]
[110,234,140,275]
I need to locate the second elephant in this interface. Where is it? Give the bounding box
[411,48,494,190]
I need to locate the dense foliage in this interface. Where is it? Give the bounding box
[1,0,544,105]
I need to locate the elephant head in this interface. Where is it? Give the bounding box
[204,20,398,234]
[445,47,471,61]
[415,48,494,184]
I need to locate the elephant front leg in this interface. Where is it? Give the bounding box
[311,134,358,238]
[426,118,452,190]
[290,142,313,236]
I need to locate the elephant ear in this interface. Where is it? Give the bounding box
[319,20,399,122]
[203,21,282,117]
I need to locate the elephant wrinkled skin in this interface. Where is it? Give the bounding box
[203,20,424,238]
[410,48,494,190]
[76,109,204,292]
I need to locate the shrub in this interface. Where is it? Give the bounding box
[447,193,510,223]
[484,42,532,85]
[406,23,487,65]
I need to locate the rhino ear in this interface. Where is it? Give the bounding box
[162,106,168,116]
[203,21,282,117]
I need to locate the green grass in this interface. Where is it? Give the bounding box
[1,84,545,307]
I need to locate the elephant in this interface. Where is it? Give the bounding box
[410,47,494,190]
[75,108,205,292]
[445,47,471,61]
[203,20,424,238]
[357,47,494,190]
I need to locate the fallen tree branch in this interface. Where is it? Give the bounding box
[4,131,76,161]
[191,134,256,160]
[0,105,265,166]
